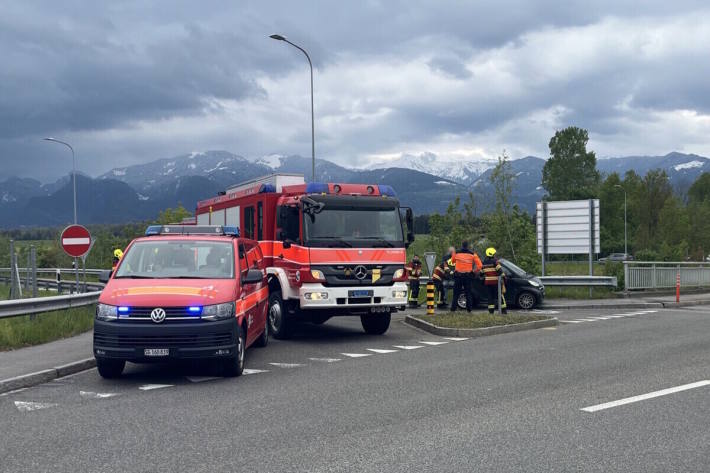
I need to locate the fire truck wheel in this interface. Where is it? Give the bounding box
[360,313,391,335]
[254,313,269,348]
[96,359,125,379]
[222,324,245,377]
[268,290,294,339]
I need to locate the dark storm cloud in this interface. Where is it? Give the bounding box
[2,0,710,180]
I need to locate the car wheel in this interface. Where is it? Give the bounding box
[457,293,467,309]
[268,290,294,340]
[222,324,245,377]
[360,313,391,335]
[517,291,537,310]
[96,359,125,379]
[254,310,268,348]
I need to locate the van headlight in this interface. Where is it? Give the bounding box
[202,302,236,320]
[96,303,118,321]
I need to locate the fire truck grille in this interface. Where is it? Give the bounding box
[313,265,402,286]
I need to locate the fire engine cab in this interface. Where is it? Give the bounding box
[195,174,414,338]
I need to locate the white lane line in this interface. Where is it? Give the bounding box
[308,357,341,363]
[14,401,58,412]
[419,341,449,346]
[588,316,611,320]
[138,384,174,391]
[366,348,399,354]
[79,391,118,399]
[607,315,627,319]
[243,369,269,375]
[269,363,304,369]
[581,380,710,413]
[442,337,470,341]
[186,376,222,383]
[393,345,424,350]
[341,353,372,358]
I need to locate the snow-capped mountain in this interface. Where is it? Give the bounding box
[355,152,498,184]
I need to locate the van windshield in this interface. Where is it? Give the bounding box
[115,240,235,279]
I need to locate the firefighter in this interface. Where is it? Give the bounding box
[481,247,507,314]
[450,241,482,312]
[433,247,456,307]
[112,248,124,273]
[405,255,423,307]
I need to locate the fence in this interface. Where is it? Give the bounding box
[624,262,710,291]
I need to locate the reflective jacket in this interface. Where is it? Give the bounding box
[481,256,503,286]
[405,259,422,280]
[453,249,482,273]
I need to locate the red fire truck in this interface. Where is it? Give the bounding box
[195,174,414,338]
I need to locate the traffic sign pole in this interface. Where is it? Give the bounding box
[60,225,92,294]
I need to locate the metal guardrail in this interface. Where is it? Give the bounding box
[0,267,105,276]
[538,276,617,287]
[0,291,101,319]
[0,276,104,293]
[624,261,710,291]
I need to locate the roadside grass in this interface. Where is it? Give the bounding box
[544,286,619,299]
[417,311,550,329]
[0,305,95,351]
[0,283,54,301]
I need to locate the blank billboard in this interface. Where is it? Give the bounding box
[537,199,600,255]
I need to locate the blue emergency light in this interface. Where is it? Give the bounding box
[306,182,329,194]
[145,225,162,236]
[118,306,130,315]
[188,306,202,314]
[259,183,276,193]
[378,185,397,197]
[222,226,240,237]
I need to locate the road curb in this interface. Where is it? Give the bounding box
[0,357,96,395]
[404,315,558,338]
[661,300,710,308]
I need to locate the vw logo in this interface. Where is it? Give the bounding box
[353,265,368,280]
[150,308,166,323]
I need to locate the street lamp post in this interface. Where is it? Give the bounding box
[270,34,315,181]
[615,184,627,257]
[44,137,80,293]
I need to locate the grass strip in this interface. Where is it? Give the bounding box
[417,311,550,329]
[0,305,95,351]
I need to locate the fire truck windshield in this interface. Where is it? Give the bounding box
[114,240,235,279]
[303,208,404,247]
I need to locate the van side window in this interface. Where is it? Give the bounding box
[245,242,262,270]
[244,206,255,239]
[277,205,299,242]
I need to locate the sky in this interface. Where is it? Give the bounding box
[2,0,710,182]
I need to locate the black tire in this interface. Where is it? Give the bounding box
[96,359,125,379]
[253,311,269,348]
[268,290,294,340]
[360,313,391,335]
[517,291,537,310]
[457,293,467,310]
[222,324,246,377]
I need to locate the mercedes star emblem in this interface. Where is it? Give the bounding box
[353,265,368,280]
[150,307,166,323]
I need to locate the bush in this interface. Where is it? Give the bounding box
[603,262,625,289]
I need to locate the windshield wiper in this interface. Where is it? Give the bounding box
[357,237,395,247]
[114,275,157,279]
[317,237,352,248]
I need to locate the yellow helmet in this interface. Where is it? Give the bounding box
[113,248,124,259]
[485,247,496,257]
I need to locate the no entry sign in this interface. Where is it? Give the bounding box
[61,224,91,258]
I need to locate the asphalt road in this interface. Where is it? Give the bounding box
[2,306,710,472]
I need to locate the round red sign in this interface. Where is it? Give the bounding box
[60,224,92,258]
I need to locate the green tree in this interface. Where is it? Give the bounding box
[598,173,626,255]
[634,169,672,251]
[542,126,600,200]
[156,205,193,225]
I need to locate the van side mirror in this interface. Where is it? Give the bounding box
[99,270,111,284]
[278,230,293,249]
[242,268,263,285]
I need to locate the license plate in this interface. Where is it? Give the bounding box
[348,290,373,297]
[144,348,169,357]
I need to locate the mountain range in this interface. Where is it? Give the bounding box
[2,150,709,228]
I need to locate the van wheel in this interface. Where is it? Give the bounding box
[96,359,125,379]
[360,313,391,335]
[517,291,537,310]
[223,324,245,377]
[254,311,269,348]
[268,290,294,340]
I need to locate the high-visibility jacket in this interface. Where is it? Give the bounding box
[453,249,482,273]
[481,256,503,286]
[405,259,422,280]
[432,263,447,281]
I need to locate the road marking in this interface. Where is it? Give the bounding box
[269,363,304,368]
[0,388,28,397]
[607,315,626,318]
[393,345,424,350]
[138,384,173,391]
[79,391,118,399]
[366,348,399,354]
[581,380,710,413]
[419,341,448,346]
[243,369,269,375]
[308,357,341,363]
[442,337,470,341]
[341,353,372,358]
[588,316,611,320]
[575,318,600,322]
[14,401,58,412]
[560,320,583,324]
[186,376,222,383]
[542,327,557,330]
